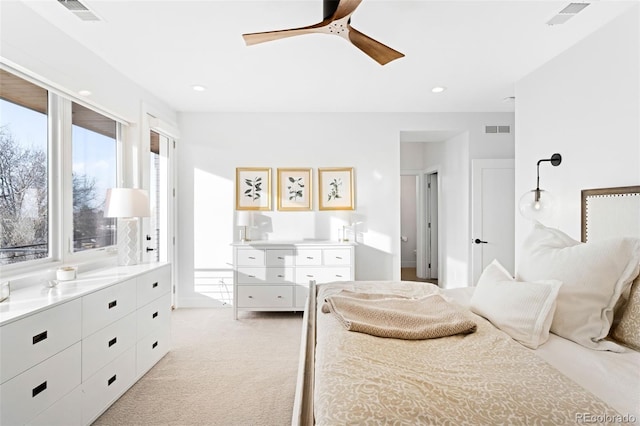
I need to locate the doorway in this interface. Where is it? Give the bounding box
[400,171,439,284]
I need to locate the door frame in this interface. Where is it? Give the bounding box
[400,166,441,281]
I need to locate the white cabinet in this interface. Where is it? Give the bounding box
[232,242,355,319]
[0,262,172,426]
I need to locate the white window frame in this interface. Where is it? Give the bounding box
[0,65,126,277]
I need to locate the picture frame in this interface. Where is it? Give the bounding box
[318,167,354,210]
[236,167,271,210]
[277,168,313,211]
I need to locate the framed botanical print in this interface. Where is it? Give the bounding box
[236,167,271,210]
[318,167,354,210]
[277,168,312,211]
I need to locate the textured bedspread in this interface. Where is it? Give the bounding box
[322,290,477,339]
[314,281,622,425]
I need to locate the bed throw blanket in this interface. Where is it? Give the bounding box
[322,290,477,339]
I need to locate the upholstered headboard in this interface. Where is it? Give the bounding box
[581,186,640,243]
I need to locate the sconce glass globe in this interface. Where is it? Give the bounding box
[518,189,555,222]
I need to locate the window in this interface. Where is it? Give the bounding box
[0,67,123,269]
[0,70,49,265]
[71,102,117,252]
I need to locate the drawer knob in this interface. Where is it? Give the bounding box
[108,375,117,386]
[108,337,117,347]
[32,381,47,398]
[152,311,159,319]
[277,274,284,277]
[248,295,253,298]
[277,295,283,299]
[108,300,117,309]
[152,341,158,349]
[32,330,48,345]
[152,282,159,288]
[277,256,284,259]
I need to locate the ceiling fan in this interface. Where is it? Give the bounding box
[242,0,404,66]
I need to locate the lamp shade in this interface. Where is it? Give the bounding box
[105,188,150,218]
[518,188,555,222]
[236,210,253,226]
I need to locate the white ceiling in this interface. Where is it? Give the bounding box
[20,0,637,113]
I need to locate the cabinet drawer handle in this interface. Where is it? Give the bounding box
[248,256,256,259]
[152,282,158,288]
[152,341,158,349]
[152,311,159,319]
[108,375,117,386]
[306,256,314,259]
[108,300,117,309]
[277,274,284,278]
[32,381,47,397]
[336,275,343,278]
[335,256,343,260]
[306,274,314,278]
[248,275,256,278]
[108,337,117,347]
[32,331,48,345]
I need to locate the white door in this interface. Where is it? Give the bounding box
[471,159,515,284]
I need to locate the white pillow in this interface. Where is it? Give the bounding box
[518,223,640,351]
[471,259,561,349]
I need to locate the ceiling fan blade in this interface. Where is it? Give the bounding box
[242,21,327,46]
[347,26,404,65]
[332,0,363,20]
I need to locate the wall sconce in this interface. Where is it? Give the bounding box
[105,188,151,266]
[236,211,253,242]
[518,153,562,222]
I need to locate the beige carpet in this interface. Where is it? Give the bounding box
[94,308,303,426]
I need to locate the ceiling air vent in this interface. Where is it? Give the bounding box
[546,2,590,26]
[57,0,101,21]
[485,126,511,134]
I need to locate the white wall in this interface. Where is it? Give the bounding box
[177,112,514,306]
[400,175,417,267]
[515,5,640,263]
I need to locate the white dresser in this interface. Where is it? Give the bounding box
[0,262,171,426]
[232,241,355,319]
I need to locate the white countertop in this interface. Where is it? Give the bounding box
[231,240,356,247]
[0,262,170,326]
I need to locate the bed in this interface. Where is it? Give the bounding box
[292,186,640,425]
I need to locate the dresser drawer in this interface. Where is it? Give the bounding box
[82,279,137,338]
[137,265,171,308]
[82,346,136,425]
[27,386,82,426]
[0,299,81,384]
[236,249,266,266]
[137,293,171,340]
[323,249,352,265]
[237,267,294,284]
[295,249,322,266]
[294,284,309,309]
[137,326,170,376]
[296,267,351,284]
[82,312,137,381]
[0,342,81,426]
[265,249,294,266]
[237,285,293,308]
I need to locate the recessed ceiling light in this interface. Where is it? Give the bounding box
[192,85,206,92]
[431,86,446,93]
[78,89,92,96]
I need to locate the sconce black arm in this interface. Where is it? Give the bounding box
[534,153,562,201]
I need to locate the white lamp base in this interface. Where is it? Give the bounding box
[118,218,139,266]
